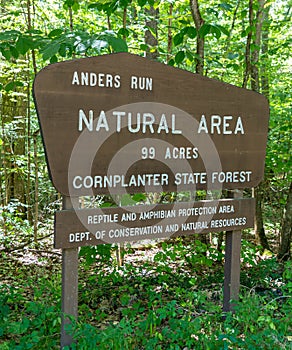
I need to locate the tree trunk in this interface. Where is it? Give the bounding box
[145,6,159,60]
[33,131,39,242]
[122,6,127,41]
[278,182,292,260]
[248,0,270,250]
[167,3,173,62]
[251,0,265,91]
[243,0,253,88]
[253,185,270,249]
[221,0,241,80]
[190,0,204,75]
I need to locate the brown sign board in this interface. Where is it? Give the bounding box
[54,198,255,248]
[33,53,269,196]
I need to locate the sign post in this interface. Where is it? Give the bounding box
[223,190,243,312]
[60,196,79,347]
[33,53,269,348]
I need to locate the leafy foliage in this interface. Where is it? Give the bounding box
[1,242,291,349]
[0,0,291,348]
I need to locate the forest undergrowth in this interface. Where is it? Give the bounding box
[0,226,291,350]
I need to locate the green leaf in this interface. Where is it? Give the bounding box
[199,24,211,38]
[106,36,128,52]
[175,50,185,64]
[132,193,147,202]
[251,43,260,52]
[173,33,184,46]
[118,28,129,38]
[5,81,24,92]
[26,29,43,35]
[63,0,80,10]
[50,55,58,63]
[88,0,113,7]
[48,29,63,39]
[1,48,12,60]
[100,202,114,208]
[120,0,131,7]
[216,25,229,36]
[10,46,19,59]
[219,2,232,11]
[15,36,33,55]
[179,19,191,25]
[186,50,194,61]
[168,58,175,66]
[0,30,20,41]
[139,44,149,51]
[138,0,147,7]
[59,43,67,57]
[41,42,60,60]
[187,26,197,39]
[210,25,221,39]
[227,52,238,60]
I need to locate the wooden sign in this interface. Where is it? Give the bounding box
[33,53,269,196]
[55,198,255,248]
[32,54,269,347]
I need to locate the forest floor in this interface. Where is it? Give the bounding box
[0,227,292,349]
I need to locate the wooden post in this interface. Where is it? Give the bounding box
[223,190,243,312]
[61,196,79,349]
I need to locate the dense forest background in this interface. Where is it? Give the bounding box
[0,0,291,349]
[0,0,291,256]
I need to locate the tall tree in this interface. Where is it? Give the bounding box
[245,0,270,249]
[190,0,204,74]
[278,182,292,260]
[145,5,159,60]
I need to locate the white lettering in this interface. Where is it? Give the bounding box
[72,71,80,85]
[96,110,109,131]
[73,176,82,189]
[142,113,155,133]
[81,72,88,85]
[211,171,252,183]
[223,116,233,134]
[98,73,104,87]
[113,111,126,132]
[234,116,244,134]
[197,115,208,133]
[197,115,245,134]
[69,232,90,242]
[90,73,97,86]
[78,109,93,131]
[157,114,169,133]
[95,230,106,239]
[130,76,153,91]
[164,147,199,159]
[71,71,121,88]
[211,115,221,134]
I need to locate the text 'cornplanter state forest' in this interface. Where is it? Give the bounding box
[33,53,269,196]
